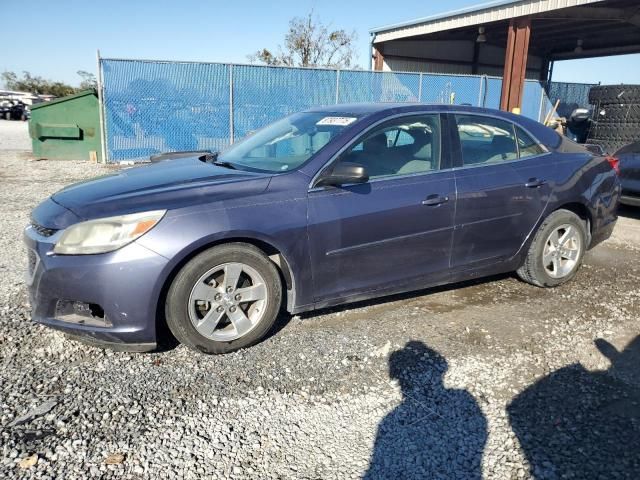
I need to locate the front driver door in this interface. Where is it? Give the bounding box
[307,113,457,303]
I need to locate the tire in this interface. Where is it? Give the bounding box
[587,116,640,151]
[517,209,588,288]
[591,127,640,145]
[165,243,282,354]
[596,104,640,122]
[589,85,640,105]
[592,122,640,138]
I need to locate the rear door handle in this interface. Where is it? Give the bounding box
[525,178,547,188]
[422,194,449,206]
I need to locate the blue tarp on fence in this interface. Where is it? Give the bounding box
[99,58,588,163]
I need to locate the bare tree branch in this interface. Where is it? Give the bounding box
[248,11,358,69]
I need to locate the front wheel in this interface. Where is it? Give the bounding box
[165,243,282,354]
[517,209,587,287]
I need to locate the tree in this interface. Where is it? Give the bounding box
[77,70,97,90]
[1,70,97,97]
[249,11,358,69]
[1,71,75,97]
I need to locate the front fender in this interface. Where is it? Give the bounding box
[136,197,312,314]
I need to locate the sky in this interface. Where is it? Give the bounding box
[2,0,639,87]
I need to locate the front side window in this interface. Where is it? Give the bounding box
[218,112,362,172]
[455,115,518,166]
[335,114,441,179]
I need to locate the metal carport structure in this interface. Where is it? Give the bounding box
[370,0,640,112]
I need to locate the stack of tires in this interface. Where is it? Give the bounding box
[586,85,640,154]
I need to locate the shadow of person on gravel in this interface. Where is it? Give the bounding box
[508,336,640,479]
[364,341,487,479]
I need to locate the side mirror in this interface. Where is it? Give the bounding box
[316,162,369,187]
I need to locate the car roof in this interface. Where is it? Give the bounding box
[306,102,507,116]
[305,103,562,151]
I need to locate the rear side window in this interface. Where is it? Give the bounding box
[455,115,518,166]
[516,126,545,158]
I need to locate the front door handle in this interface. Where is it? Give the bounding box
[525,178,547,188]
[422,194,449,206]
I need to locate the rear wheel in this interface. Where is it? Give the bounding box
[165,243,282,354]
[517,210,587,287]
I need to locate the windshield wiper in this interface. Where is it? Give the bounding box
[212,160,237,170]
[200,152,237,170]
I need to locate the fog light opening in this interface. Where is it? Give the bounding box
[55,300,111,327]
[88,303,104,319]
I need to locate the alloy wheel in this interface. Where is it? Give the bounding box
[187,262,268,341]
[542,224,582,279]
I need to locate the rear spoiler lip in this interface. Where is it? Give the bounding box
[583,143,606,156]
[149,150,213,163]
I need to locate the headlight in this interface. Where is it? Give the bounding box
[53,210,166,255]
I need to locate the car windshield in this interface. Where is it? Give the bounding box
[218,112,362,173]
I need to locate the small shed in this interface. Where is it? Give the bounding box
[29,89,102,161]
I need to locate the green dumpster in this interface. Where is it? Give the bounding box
[29,89,102,161]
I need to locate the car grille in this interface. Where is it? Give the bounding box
[30,222,58,237]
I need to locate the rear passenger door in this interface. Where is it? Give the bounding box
[450,113,551,269]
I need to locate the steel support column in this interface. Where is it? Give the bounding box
[471,41,480,75]
[373,47,384,71]
[500,17,531,112]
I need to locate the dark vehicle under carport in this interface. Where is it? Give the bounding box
[616,141,640,206]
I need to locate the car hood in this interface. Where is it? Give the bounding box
[45,156,272,226]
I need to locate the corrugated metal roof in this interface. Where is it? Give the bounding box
[371,0,606,43]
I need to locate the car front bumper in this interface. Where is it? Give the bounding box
[24,225,170,351]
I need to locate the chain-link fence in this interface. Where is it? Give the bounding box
[545,81,596,118]
[99,58,568,163]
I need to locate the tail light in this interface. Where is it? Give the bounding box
[606,156,620,175]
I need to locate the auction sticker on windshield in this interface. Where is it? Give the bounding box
[316,117,357,126]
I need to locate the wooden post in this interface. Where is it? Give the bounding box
[373,47,384,71]
[500,17,531,112]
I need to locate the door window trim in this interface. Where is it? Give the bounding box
[448,111,550,171]
[308,111,449,191]
[514,124,548,160]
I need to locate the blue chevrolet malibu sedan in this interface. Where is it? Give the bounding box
[25,104,621,354]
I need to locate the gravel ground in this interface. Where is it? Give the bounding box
[1,120,639,479]
[0,120,31,151]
